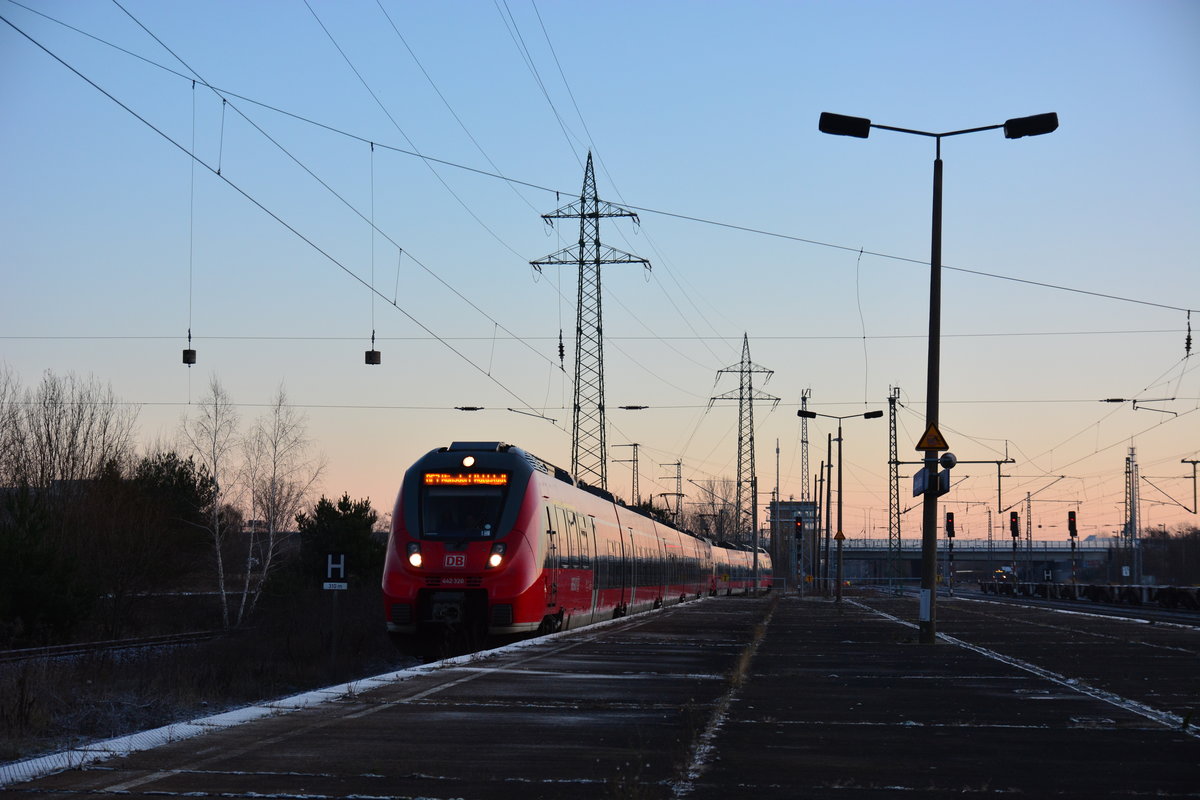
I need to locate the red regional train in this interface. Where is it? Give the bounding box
[382,442,771,652]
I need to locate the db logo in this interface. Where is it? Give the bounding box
[444,554,466,568]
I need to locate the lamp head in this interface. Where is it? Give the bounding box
[819,112,871,138]
[1003,112,1058,139]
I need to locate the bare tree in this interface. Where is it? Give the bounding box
[0,368,137,492]
[682,477,739,542]
[238,386,324,623]
[0,365,20,485]
[0,368,139,641]
[179,376,242,628]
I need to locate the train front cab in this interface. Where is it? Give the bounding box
[383,444,548,647]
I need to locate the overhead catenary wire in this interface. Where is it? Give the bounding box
[301,0,527,263]
[494,0,583,170]
[369,141,376,349]
[494,3,737,416]
[7,6,1190,527]
[0,12,559,428]
[186,77,196,366]
[0,329,1188,343]
[11,0,1193,317]
[97,1,561,374]
[372,0,541,216]
[521,2,737,367]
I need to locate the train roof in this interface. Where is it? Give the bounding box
[430,441,726,545]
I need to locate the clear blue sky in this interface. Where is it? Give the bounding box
[2,1,1197,540]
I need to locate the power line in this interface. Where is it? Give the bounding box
[102,1,560,374]
[373,0,540,216]
[12,1,1193,316]
[301,0,527,262]
[0,11,557,428]
[0,329,1183,342]
[493,0,582,167]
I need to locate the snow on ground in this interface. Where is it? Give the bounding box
[0,600,697,786]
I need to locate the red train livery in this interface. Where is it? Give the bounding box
[382,442,771,648]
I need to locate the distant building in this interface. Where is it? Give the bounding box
[767,499,819,583]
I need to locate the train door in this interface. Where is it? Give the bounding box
[615,530,629,615]
[564,510,581,614]
[545,507,559,608]
[585,515,598,622]
[655,532,667,607]
[625,527,636,610]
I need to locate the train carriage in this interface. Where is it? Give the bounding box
[382,442,770,652]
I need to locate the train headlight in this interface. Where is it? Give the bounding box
[486,542,506,569]
[406,543,422,568]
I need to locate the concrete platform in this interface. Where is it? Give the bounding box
[5,592,1197,798]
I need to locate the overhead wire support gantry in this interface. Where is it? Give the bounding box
[531,152,649,492]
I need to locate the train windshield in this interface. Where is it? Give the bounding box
[420,472,509,539]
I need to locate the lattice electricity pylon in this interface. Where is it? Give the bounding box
[799,389,811,501]
[887,386,901,581]
[710,334,778,544]
[531,152,649,490]
[1124,446,1141,580]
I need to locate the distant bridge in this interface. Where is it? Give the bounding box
[824,537,1117,582]
[836,537,1108,558]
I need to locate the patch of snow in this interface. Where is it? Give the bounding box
[1,600,685,787]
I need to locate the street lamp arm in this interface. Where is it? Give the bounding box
[797,409,883,421]
[872,123,1004,138]
[820,112,1057,142]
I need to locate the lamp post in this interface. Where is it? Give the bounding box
[798,409,883,604]
[819,110,1057,641]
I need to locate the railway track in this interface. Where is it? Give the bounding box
[0,630,223,665]
[873,584,1200,627]
[950,587,1200,627]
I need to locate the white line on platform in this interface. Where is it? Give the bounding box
[954,593,1198,630]
[847,599,1198,740]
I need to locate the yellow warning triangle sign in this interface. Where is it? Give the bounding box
[916,423,950,451]
[834,531,846,541]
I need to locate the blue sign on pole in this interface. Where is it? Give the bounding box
[912,467,951,498]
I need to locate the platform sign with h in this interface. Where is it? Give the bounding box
[323,552,348,591]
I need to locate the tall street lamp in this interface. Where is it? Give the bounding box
[798,408,884,604]
[819,110,1058,641]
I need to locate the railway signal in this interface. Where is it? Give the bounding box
[944,511,956,594]
[1068,510,1079,584]
[1010,511,1020,537]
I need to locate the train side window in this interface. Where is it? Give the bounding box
[571,512,586,570]
[558,507,576,569]
[580,516,593,569]
[566,511,577,570]
[600,538,614,590]
[569,509,580,570]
